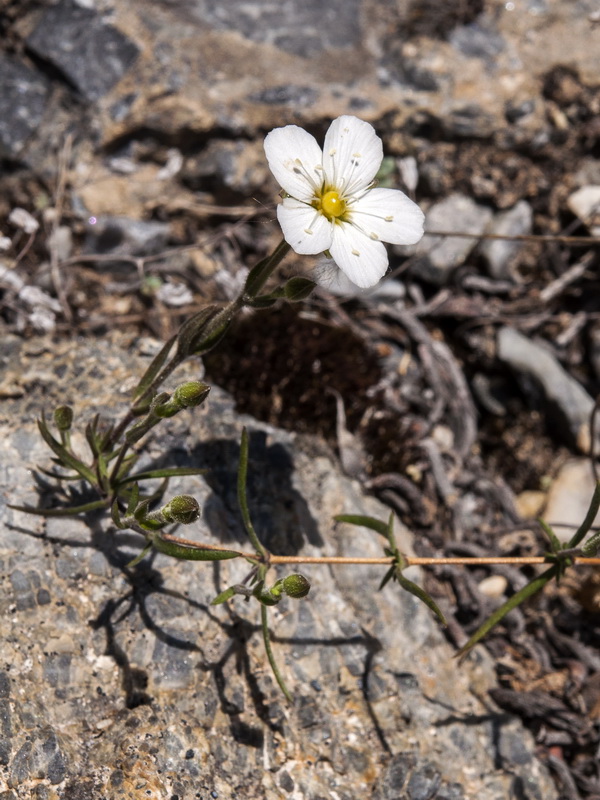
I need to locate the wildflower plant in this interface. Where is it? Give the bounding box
[12,115,600,701]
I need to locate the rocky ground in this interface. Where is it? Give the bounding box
[1,0,600,798]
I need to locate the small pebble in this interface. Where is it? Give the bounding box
[478,575,508,599]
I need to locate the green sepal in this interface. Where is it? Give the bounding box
[149,532,241,561]
[8,499,107,517]
[252,580,280,606]
[37,415,97,485]
[283,276,316,302]
[210,586,238,605]
[455,564,558,660]
[133,334,177,400]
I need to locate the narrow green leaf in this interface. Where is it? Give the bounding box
[378,565,396,591]
[37,416,97,485]
[456,564,558,660]
[385,511,397,550]
[568,481,600,549]
[538,518,562,553]
[150,532,241,561]
[244,295,278,309]
[96,449,110,492]
[134,334,177,399]
[261,602,293,703]
[237,428,267,557]
[210,586,238,605]
[126,483,140,516]
[9,499,108,517]
[126,543,153,568]
[37,467,81,481]
[334,514,389,537]
[395,571,447,626]
[111,498,126,529]
[114,453,140,481]
[117,467,208,485]
[244,239,291,298]
[85,417,100,457]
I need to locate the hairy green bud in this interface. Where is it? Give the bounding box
[53,405,73,431]
[161,495,201,525]
[281,573,311,599]
[172,381,211,409]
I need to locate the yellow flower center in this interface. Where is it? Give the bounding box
[319,190,346,220]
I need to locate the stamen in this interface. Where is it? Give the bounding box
[289,157,321,193]
[351,248,361,256]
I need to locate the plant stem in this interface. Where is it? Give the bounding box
[261,602,293,703]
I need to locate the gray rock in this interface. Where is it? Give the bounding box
[249,85,319,107]
[413,194,493,285]
[449,22,506,62]
[188,0,362,57]
[26,0,139,102]
[84,216,171,257]
[181,139,269,195]
[442,104,496,138]
[567,185,600,236]
[497,326,597,452]
[0,335,558,798]
[480,200,533,279]
[0,57,49,159]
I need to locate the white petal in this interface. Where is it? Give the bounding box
[329,221,389,288]
[314,258,367,296]
[349,188,425,245]
[277,199,333,255]
[264,126,324,202]
[322,116,383,196]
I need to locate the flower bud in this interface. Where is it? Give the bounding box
[53,405,73,431]
[161,495,200,525]
[172,381,211,409]
[281,573,310,599]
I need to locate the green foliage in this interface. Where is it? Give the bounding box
[18,232,600,705]
[337,512,446,626]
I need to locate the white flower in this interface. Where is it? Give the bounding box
[264,115,425,289]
